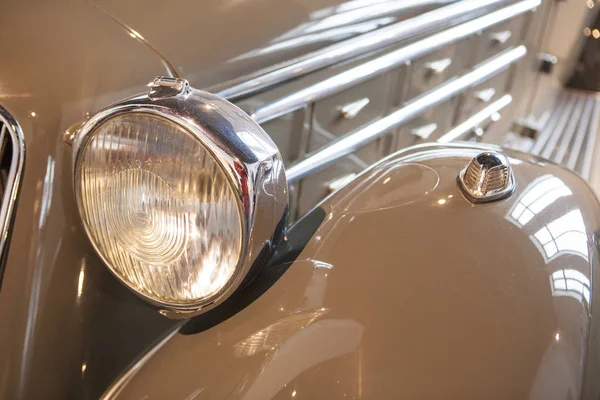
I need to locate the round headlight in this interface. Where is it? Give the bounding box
[72,78,287,318]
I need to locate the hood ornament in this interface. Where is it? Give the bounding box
[458,152,515,203]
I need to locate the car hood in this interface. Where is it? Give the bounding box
[101,143,600,399]
[90,0,450,90]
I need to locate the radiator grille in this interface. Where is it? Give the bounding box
[0,105,25,285]
[511,91,600,180]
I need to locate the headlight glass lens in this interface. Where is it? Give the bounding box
[76,113,243,306]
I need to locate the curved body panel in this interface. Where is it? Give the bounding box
[108,143,600,399]
[0,1,179,398]
[0,0,597,397]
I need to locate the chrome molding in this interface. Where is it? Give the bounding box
[438,94,513,143]
[212,0,514,100]
[251,0,539,124]
[286,46,527,183]
[0,105,25,275]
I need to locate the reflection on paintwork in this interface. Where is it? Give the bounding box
[241,319,364,400]
[508,175,572,227]
[330,161,439,212]
[277,0,432,41]
[234,308,330,357]
[551,269,590,305]
[38,157,55,229]
[77,259,86,300]
[232,18,395,61]
[233,0,446,61]
[532,209,588,261]
[313,261,334,269]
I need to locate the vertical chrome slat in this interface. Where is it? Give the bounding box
[580,97,600,180]
[566,95,594,171]
[540,95,577,160]
[530,93,566,155]
[553,96,584,164]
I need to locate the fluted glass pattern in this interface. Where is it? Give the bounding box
[76,113,242,305]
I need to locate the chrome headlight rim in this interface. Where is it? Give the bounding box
[72,78,287,318]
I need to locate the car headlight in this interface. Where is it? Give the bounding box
[72,77,287,318]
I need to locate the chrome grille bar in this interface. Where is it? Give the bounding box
[251,0,540,124]
[438,94,513,143]
[212,0,516,100]
[286,46,527,183]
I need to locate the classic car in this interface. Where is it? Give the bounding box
[1,0,600,398]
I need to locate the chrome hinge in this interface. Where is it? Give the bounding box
[337,98,370,120]
[410,123,438,140]
[424,58,452,76]
[474,88,497,103]
[490,30,512,45]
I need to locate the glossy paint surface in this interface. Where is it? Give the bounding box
[0,0,497,397]
[0,0,594,398]
[108,143,600,399]
[90,0,446,89]
[0,1,179,398]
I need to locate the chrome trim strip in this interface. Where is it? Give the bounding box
[438,94,513,143]
[286,46,527,183]
[554,96,585,164]
[213,0,514,100]
[580,97,600,180]
[252,0,539,124]
[540,95,577,160]
[530,94,567,155]
[566,96,595,170]
[0,105,25,271]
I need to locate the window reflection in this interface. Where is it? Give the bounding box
[531,209,588,261]
[507,175,572,227]
[506,175,589,262]
[234,308,330,357]
[551,269,590,305]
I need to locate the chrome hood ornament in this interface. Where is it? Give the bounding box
[458,152,515,203]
